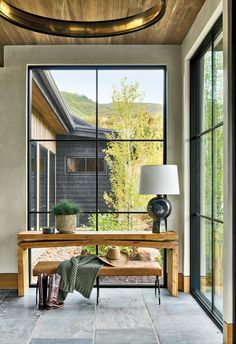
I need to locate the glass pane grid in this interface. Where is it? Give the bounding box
[29,67,166,286]
[190,19,223,322]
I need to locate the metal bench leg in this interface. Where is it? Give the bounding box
[157,276,161,305]
[155,276,158,296]
[96,276,99,306]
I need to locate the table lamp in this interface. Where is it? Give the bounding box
[139,165,180,233]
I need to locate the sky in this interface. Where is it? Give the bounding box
[51,69,164,104]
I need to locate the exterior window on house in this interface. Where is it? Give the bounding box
[66,157,106,174]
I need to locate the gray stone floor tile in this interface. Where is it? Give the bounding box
[33,305,94,339]
[0,296,36,305]
[0,307,42,321]
[0,319,38,343]
[97,288,144,308]
[62,292,95,306]
[98,287,140,298]
[5,289,18,297]
[0,289,41,319]
[96,292,152,329]
[2,293,36,304]
[30,339,92,344]
[158,332,223,344]
[95,328,158,344]
[0,290,10,302]
[151,314,221,334]
[0,288,223,344]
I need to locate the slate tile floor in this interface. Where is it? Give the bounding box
[0,288,222,344]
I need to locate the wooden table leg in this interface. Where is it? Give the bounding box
[18,246,29,296]
[167,247,178,296]
[167,248,172,292]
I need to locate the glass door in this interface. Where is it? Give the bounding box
[190,17,223,327]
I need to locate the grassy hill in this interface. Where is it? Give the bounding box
[61,91,163,126]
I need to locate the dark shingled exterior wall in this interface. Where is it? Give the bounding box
[56,136,110,225]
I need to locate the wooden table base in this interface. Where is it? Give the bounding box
[17,231,179,297]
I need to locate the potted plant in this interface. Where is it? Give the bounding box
[52,200,80,233]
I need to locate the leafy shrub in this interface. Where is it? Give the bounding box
[87,213,142,231]
[51,200,80,216]
[83,213,134,256]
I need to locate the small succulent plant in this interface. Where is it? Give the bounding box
[51,200,80,215]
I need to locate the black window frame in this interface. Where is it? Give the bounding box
[190,16,223,329]
[28,65,167,288]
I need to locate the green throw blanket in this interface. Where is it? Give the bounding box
[56,255,104,303]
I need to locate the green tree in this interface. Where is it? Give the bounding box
[103,78,163,229]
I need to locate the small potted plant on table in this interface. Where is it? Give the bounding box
[52,200,80,233]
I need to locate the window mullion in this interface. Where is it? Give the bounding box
[211,37,215,314]
[95,69,99,237]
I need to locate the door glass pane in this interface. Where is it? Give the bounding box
[200,133,212,217]
[213,34,223,124]
[98,69,164,140]
[191,22,223,321]
[213,127,223,221]
[213,222,223,314]
[200,219,212,302]
[199,46,212,133]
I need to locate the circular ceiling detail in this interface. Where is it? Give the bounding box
[0,0,166,38]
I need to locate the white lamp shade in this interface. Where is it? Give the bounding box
[139,165,180,195]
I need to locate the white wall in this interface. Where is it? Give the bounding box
[0,45,183,273]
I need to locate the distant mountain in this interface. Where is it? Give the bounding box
[60,91,163,125]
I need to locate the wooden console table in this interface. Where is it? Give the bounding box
[17,230,178,297]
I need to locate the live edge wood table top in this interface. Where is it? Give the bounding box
[17,230,179,297]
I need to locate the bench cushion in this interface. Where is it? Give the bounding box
[33,260,162,277]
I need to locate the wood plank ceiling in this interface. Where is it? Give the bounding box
[0,0,205,45]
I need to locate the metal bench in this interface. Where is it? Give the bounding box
[33,260,162,305]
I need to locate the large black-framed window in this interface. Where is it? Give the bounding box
[28,66,167,287]
[190,17,223,328]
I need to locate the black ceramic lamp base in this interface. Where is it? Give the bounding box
[152,219,161,233]
[147,195,172,233]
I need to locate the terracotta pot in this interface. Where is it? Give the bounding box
[56,214,77,233]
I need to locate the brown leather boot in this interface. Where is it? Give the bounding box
[36,273,48,310]
[46,273,64,309]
